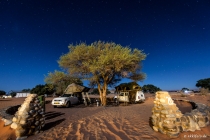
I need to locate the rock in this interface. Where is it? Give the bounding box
[19,120,26,125]
[11,94,45,138]
[35,121,40,126]
[12,117,18,122]
[158,128,166,134]
[166,131,180,138]
[187,116,200,131]
[161,110,169,114]
[160,99,166,103]
[11,122,18,129]
[4,119,13,126]
[166,114,176,118]
[15,129,26,137]
[16,136,28,140]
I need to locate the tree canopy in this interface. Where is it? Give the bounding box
[31,84,54,96]
[196,78,210,90]
[58,41,147,105]
[90,88,111,95]
[22,89,31,92]
[142,84,161,93]
[44,70,83,95]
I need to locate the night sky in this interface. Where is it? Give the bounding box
[1,0,210,93]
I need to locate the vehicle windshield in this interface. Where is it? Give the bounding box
[61,94,72,97]
[119,92,129,96]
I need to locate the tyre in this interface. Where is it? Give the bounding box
[66,101,71,108]
[54,105,57,108]
[77,100,81,104]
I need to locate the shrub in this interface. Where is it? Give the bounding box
[200,88,209,96]
[180,92,187,97]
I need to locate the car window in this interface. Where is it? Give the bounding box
[119,93,124,96]
[62,94,71,97]
[119,92,129,96]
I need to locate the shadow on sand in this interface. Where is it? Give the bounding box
[149,117,153,129]
[43,111,65,131]
[45,111,65,120]
[0,99,13,101]
[43,118,65,131]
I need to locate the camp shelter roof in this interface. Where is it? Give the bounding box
[115,82,141,91]
[64,83,90,94]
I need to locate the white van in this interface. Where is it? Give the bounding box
[135,91,145,103]
[114,90,145,103]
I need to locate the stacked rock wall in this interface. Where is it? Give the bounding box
[173,99,210,130]
[151,91,210,138]
[151,91,183,138]
[10,94,45,139]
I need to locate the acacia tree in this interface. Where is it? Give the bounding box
[196,78,210,90]
[58,41,147,105]
[142,84,161,93]
[31,84,46,95]
[0,90,6,96]
[44,70,83,95]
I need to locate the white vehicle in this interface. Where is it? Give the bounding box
[51,93,80,108]
[114,92,129,102]
[181,89,194,94]
[114,91,145,103]
[183,90,193,94]
[2,95,12,99]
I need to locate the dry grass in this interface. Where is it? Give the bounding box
[200,88,209,96]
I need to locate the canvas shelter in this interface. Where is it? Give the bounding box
[64,83,90,93]
[115,82,141,92]
[64,83,91,106]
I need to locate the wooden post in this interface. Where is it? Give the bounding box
[86,92,91,104]
[124,92,126,106]
[82,92,87,106]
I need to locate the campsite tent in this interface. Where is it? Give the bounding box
[64,83,90,93]
[64,83,91,106]
[115,82,141,91]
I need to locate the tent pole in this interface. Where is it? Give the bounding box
[86,92,91,104]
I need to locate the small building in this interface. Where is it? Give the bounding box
[15,92,30,98]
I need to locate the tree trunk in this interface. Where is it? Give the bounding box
[102,82,107,106]
[99,93,102,106]
[97,79,108,106]
[102,91,106,106]
[97,83,103,106]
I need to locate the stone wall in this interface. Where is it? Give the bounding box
[10,94,45,139]
[151,91,210,138]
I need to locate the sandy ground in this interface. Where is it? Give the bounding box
[0,93,210,140]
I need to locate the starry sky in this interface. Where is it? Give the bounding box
[1,0,210,93]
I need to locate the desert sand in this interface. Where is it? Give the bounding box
[0,93,210,140]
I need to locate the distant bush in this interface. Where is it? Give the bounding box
[0,90,6,95]
[200,88,209,96]
[142,84,161,93]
